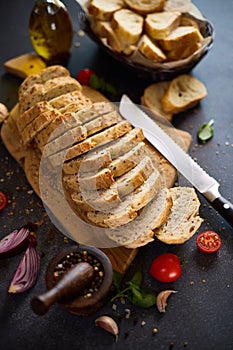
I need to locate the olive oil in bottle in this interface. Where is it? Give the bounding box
[29,0,73,66]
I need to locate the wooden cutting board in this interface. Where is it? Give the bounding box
[1,54,192,274]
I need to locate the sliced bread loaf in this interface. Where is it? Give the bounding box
[154,186,203,244]
[161,74,207,114]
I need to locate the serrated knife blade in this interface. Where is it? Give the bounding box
[119,94,233,227]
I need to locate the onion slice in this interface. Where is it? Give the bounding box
[8,236,40,294]
[0,226,30,258]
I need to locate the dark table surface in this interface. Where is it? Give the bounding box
[0,1,233,350]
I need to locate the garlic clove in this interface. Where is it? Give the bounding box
[156,290,177,313]
[0,103,8,123]
[95,315,119,341]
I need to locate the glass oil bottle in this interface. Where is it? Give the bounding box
[29,0,73,66]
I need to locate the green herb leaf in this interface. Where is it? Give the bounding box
[112,270,123,291]
[89,74,117,96]
[111,270,156,308]
[130,286,156,308]
[129,271,143,287]
[197,119,214,142]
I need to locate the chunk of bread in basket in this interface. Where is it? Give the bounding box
[1,65,203,248]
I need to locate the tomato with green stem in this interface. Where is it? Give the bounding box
[196,230,222,253]
[76,68,95,85]
[149,253,182,283]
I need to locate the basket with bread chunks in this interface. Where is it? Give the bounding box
[80,0,214,75]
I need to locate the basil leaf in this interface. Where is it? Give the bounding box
[198,119,214,142]
[130,271,143,287]
[112,270,123,291]
[130,286,156,308]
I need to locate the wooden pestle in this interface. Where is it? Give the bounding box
[31,262,94,315]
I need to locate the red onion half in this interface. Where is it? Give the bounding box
[0,226,30,258]
[8,236,40,294]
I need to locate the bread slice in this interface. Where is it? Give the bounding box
[145,11,181,40]
[21,109,63,145]
[16,101,53,132]
[161,74,207,114]
[154,186,203,244]
[88,0,124,21]
[109,141,148,177]
[48,120,132,166]
[138,34,166,62]
[110,187,172,247]
[62,127,144,175]
[159,25,203,51]
[100,127,145,160]
[42,125,87,156]
[71,185,121,211]
[84,110,123,136]
[19,76,82,114]
[124,0,166,15]
[87,170,162,228]
[112,9,144,46]
[63,149,112,175]
[116,156,154,197]
[49,90,92,110]
[141,81,173,122]
[63,167,114,192]
[18,65,70,99]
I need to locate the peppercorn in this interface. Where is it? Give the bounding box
[53,250,104,298]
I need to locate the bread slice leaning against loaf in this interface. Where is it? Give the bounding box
[154,186,203,244]
[161,74,207,114]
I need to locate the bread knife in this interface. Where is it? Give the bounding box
[119,94,233,227]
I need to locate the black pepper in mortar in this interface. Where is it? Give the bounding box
[53,250,105,299]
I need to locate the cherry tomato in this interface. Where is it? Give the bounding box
[196,230,222,253]
[149,253,182,283]
[0,191,7,211]
[76,68,95,85]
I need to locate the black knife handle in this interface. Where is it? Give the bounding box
[211,196,233,227]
